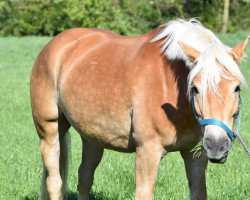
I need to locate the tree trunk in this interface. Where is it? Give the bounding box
[222,0,230,33]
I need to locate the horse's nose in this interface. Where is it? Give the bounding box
[203,137,230,164]
[204,137,229,152]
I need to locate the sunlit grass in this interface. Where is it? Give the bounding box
[0,34,249,199]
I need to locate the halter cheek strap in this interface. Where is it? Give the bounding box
[191,96,240,141]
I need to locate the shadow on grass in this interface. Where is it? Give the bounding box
[68,191,118,200]
[23,190,118,200]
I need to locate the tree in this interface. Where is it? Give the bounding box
[222,0,230,33]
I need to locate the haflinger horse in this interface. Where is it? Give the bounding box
[30,19,249,200]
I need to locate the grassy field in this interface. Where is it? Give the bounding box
[0,33,250,200]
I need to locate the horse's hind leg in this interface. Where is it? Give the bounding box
[180,150,208,200]
[35,111,70,200]
[31,80,70,199]
[77,138,104,200]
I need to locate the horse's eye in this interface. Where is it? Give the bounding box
[234,85,241,92]
[233,110,239,119]
[191,86,199,95]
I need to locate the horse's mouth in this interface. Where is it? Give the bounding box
[208,153,228,164]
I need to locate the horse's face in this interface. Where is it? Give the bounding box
[191,71,241,163]
[178,36,249,163]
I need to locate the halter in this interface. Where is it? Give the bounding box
[191,96,242,141]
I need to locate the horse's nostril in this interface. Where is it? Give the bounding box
[224,140,229,150]
[219,145,225,151]
[218,139,229,151]
[204,137,213,150]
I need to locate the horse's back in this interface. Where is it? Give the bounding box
[33,27,150,86]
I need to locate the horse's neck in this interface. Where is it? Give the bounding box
[162,58,197,130]
[168,59,190,103]
[136,37,191,115]
[134,27,191,114]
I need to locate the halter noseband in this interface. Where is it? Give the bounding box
[191,96,242,141]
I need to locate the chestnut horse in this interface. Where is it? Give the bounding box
[30,19,249,200]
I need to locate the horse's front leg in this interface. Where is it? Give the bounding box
[135,140,164,200]
[180,150,208,200]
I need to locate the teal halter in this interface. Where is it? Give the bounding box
[191,96,242,141]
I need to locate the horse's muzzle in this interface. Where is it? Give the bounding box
[203,135,230,164]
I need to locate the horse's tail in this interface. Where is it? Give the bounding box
[59,131,71,199]
[40,131,71,200]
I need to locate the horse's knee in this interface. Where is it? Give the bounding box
[78,163,93,184]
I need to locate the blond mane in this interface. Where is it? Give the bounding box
[152,19,246,98]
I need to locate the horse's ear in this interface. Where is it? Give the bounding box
[231,36,250,62]
[178,41,200,62]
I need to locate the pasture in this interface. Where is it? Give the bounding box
[0,33,249,200]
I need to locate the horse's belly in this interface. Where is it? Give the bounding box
[77,118,135,152]
[59,93,135,152]
[71,111,134,152]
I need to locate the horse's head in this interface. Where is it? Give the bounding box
[179,37,249,163]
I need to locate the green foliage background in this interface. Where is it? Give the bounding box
[0,0,250,36]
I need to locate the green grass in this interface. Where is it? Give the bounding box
[0,33,250,200]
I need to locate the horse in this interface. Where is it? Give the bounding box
[30,19,249,200]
